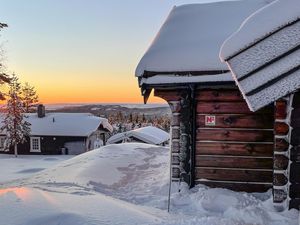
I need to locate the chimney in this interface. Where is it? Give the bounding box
[37,104,45,118]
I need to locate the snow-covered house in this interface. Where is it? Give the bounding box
[0,105,113,155]
[107,126,169,146]
[136,0,275,193]
[220,0,300,210]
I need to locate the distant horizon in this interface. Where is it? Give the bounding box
[0,0,215,104]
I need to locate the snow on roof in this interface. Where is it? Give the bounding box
[219,0,300,111]
[135,0,271,83]
[107,126,170,145]
[139,73,233,85]
[220,0,298,60]
[0,113,113,137]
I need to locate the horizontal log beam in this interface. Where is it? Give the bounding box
[195,167,273,183]
[289,184,300,198]
[273,189,288,203]
[274,155,289,170]
[196,129,274,142]
[275,100,288,119]
[291,128,300,145]
[197,102,273,114]
[273,173,288,186]
[291,146,300,161]
[275,122,289,135]
[196,89,243,102]
[195,155,273,169]
[275,138,289,152]
[197,114,273,129]
[290,162,300,183]
[291,109,300,128]
[196,142,273,156]
[154,89,187,102]
[195,180,271,192]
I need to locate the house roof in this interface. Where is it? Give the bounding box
[220,0,300,111]
[220,0,300,60]
[135,0,272,86]
[0,113,113,137]
[107,126,170,145]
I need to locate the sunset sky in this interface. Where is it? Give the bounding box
[0,0,221,104]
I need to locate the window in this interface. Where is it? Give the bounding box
[0,136,6,151]
[30,137,41,152]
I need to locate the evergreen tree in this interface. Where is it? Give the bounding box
[1,74,31,157]
[129,113,133,123]
[0,23,11,100]
[22,82,39,112]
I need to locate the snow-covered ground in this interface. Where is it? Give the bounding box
[0,154,73,183]
[0,143,298,225]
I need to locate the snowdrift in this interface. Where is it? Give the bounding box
[27,143,170,204]
[0,143,298,225]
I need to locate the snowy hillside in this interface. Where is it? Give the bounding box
[0,143,298,225]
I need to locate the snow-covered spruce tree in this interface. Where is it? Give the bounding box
[0,23,11,100]
[2,74,31,157]
[22,82,39,113]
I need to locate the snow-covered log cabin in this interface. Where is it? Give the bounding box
[0,105,113,155]
[136,0,275,194]
[107,126,169,146]
[220,0,300,210]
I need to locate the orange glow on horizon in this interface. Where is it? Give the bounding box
[14,70,166,104]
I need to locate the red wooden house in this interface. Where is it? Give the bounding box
[136,0,274,196]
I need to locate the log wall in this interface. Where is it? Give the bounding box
[273,97,291,210]
[155,88,193,185]
[195,89,274,192]
[155,87,275,193]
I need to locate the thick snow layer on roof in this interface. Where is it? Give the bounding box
[220,0,299,60]
[0,113,113,137]
[139,73,233,85]
[135,0,271,78]
[107,126,170,145]
[241,69,300,111]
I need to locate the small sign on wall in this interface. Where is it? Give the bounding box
[205,115,216,126]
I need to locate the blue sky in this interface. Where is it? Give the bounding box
[0,0,225,103]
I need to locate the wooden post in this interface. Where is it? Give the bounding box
[155,88,193,186]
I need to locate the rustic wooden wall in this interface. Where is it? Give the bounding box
[195,88,274,192]
[155,87,275,193]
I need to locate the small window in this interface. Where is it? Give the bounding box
[30,137,41,152]
[0,136,6,151]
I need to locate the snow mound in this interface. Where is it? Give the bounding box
[27,143,170,204]
[108,126,170,145]
[1,143,298,225]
